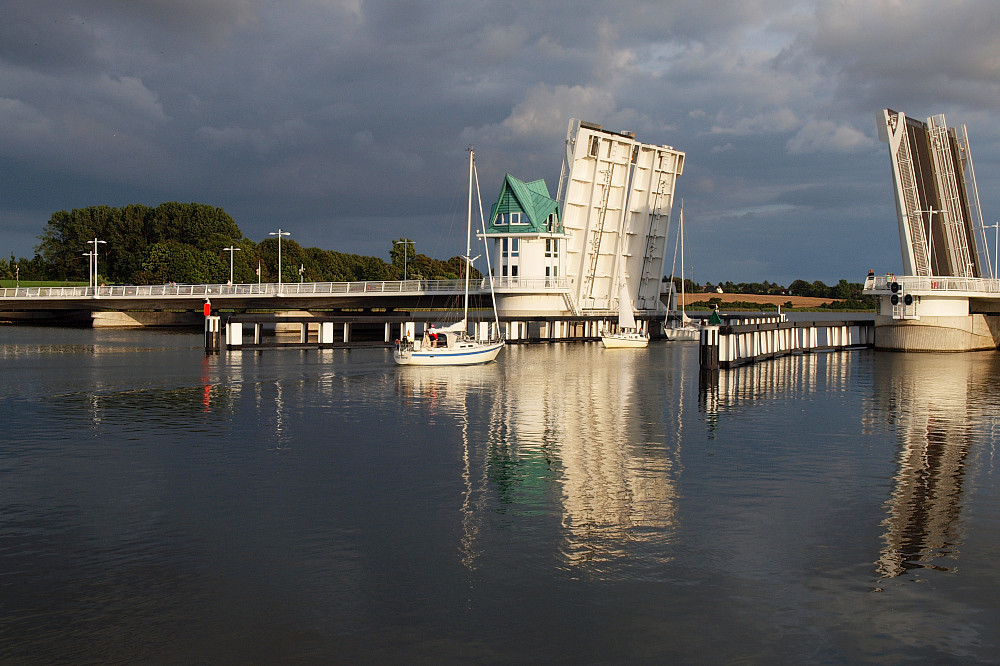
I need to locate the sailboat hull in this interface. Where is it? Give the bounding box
[663,326,699,341]
[394,340,504,365]
[600,332,649,348]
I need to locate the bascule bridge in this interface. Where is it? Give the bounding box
[866,109,1000,351]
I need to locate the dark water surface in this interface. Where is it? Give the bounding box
[1,327,999,663]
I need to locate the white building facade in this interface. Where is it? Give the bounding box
[486,119,685,317]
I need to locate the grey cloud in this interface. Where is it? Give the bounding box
[1,0,999,284]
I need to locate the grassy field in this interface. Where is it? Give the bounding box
[681,292,835,307]
[682,292,876,311]
[0,280,88,288]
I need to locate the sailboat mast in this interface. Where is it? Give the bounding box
[680,204,686,319]
[464,147,474,327]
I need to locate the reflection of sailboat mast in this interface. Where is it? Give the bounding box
[460,381,496,571]
[460,391,479,569]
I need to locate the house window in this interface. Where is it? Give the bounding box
[502,237,519,278]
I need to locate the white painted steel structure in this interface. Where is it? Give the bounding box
[869,110,1000,350]
[556,120,684,314]
[876,109,987,279]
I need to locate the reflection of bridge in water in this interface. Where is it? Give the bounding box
[699,349,1000,581]
[871,352,1000,579]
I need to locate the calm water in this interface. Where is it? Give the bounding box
[1,327,999,663]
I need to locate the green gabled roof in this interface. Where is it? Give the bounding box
[487,173,563,234]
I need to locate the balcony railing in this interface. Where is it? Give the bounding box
[864,275,1000,294]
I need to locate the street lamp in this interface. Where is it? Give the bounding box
[393,238,413,281]
[87,238,107,289]
[299,263,305,283]
[269,228,290,291]
[984,222,1000,281]
[82,251,95,288]
[916,209,942,276]
[223,245,241,284]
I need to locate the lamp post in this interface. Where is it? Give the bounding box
[916,209,942,276]
[983,222,1000,281]
[299,264,305,283]
[14,264,19,288]
[269,228,290,291]
[87,238,107,289]
[393,238,413,281]
[994,220,999,282]
[82,252,94,288]
[222,245,241,284]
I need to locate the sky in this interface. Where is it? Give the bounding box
[4,0,1000,286]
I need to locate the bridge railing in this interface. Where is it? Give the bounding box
[865,275,1000,294]
[0,277,572,299]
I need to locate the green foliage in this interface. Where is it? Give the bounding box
[135,241,227,284]
[28,203,868,293]
[701,277,870,301]
[37,203,242,283]
[666,276,700,294]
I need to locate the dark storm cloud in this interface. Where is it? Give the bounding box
[3,0,1000,284]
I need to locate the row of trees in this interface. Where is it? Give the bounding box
[703,278,866,301]
[21,203,470,285]
[5,202,870,295]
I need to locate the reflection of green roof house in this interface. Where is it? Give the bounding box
[486,174,565,236]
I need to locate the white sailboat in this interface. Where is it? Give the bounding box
[393,148,505,366]
[664,204,700,342]
[601,281,649,348]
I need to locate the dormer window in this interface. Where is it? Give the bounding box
[500,212,528,226]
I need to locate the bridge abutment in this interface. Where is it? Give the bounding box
[92,311,203,327]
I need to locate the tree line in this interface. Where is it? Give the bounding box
[702,278,866,301]
[668,277,868,301]
[1,203,869,298]
[4,203,471,285]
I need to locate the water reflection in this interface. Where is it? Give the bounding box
[699,351,861,424]
[699,348,1000,583]
[872,352,1000,579]
[395,345,682,577]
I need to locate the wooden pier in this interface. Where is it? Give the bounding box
[699,317,876,369]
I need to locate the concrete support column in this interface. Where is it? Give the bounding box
[700,325,720,369]
[320,322,334,344]
[206,315,222,353]
[343,323,351,343]
[225,320,242,347]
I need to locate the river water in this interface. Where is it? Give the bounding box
[1,326,998,663]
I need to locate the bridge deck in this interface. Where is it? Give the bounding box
[0,278,574,312]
